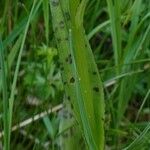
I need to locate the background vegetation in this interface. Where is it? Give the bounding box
[0,0,150,149]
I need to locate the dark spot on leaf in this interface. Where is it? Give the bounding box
[63,81,67,85]
[62,109,70,119]
[79,137,83,145]
[70,77,75,83]
[63,113,68,119]
[54,144,59,149]
[65,12,70,21]
[69,113,73,118]
[71,103,74,109]
[51,83,56,88]
[51,0,59,6]
[70,127,74,135]
[101,117,105,121]
[67,96,71,100]
[60,66,64,71]
[93,71,97,75]
[63,132,69,138]
[59,21,65,28]
[65,54,72,64]
[57,38,61,42]
[93,87,99,92]
[65,37,69,41]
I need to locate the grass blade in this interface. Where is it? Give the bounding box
[8,0,41,147]
[0,35,9,150]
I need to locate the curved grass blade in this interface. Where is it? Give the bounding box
[50,0,105,149]
[8,0,41,147]
[0,36,9,150]
[70,0,105,149]
[123,123,150,150]
[49,1,83,149]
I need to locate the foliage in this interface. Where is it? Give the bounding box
[0,0,150,149]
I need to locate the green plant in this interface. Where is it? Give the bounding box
[0,0,149,149]
[50,0,105,149]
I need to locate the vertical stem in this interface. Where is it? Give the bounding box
[0,37,9,150]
